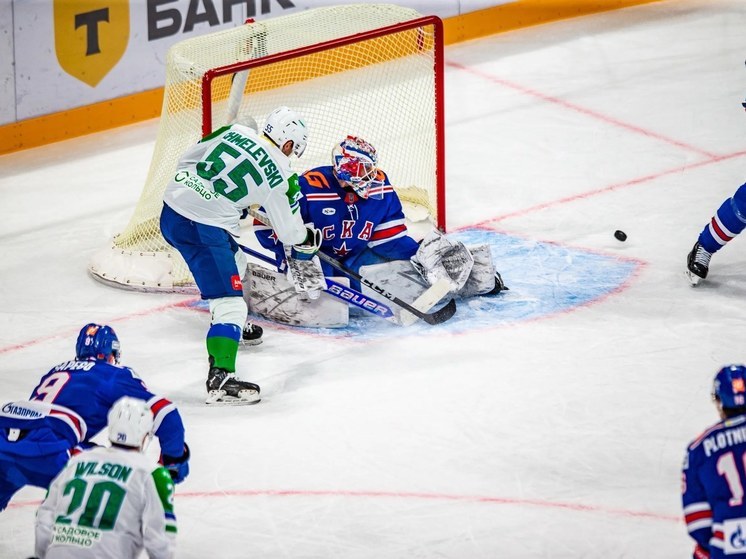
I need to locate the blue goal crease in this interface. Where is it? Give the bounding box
[186,229,642,340]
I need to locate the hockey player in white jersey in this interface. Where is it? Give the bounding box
[160,106,321,404]
[34,396,176,559]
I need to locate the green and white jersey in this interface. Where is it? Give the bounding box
[35,446,176,559]
[163,123,308,245]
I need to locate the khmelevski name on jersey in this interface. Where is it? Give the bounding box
[35,446,176,559]
[163,122,306,243]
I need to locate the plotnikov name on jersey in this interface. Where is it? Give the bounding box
[703,426,746,457]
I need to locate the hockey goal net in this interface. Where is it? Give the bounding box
[89,4,445,292]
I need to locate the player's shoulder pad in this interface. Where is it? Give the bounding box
[688,419,726,451]
[200,125,231,143]
[300,166,336,190]
[375,168,391,185]
[113,364,149,388]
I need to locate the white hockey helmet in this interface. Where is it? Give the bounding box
[107,396,154,450]
[332,135,384,199]
[263,106,308,157]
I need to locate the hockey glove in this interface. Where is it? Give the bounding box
[161,443,190,484]
[411,229,474,292]
[290,226,322,260]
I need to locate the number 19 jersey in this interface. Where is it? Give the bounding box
[683,414,746,557]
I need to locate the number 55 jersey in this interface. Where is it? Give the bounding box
[35,445,176,559]
[162,122,307,245]
[683,414,746,558]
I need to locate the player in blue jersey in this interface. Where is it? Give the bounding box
[683,364,746,558]
[0,323,190,512]
[251,136,505,325]
[686,96,746,286]
[687,182,746,286]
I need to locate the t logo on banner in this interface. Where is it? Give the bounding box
[54,0,129,87]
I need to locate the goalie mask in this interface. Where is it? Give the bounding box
[263,106,308,157]
[332,136,385,200]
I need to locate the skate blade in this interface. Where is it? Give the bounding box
[686,270,702,286]
[239,338,263,348]
[205,389,261,406]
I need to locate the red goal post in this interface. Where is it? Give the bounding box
[89,5,445,292]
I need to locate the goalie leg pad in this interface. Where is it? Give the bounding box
[244,264,348,328]
[411,230,474,292]
[458,244,501,298]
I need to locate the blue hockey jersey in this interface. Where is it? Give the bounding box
[254,165,420,274]
[683,414,746,557]
[0,359,185,458]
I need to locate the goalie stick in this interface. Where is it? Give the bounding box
[245,208,457,325]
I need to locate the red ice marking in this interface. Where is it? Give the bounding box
[446,61,718,158]
[475,150,746,226]
[7,488,681,522]
[0,297,200,355]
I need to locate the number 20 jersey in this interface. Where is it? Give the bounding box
[35,446,176,559]
[683,414,746,557]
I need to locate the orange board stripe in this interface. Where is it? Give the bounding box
[0,0,665,155]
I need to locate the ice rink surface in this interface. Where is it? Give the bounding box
[2,0,746,556]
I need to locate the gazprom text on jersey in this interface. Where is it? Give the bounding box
[1,403,43,418]
[223,131,282,188]
[703,425,746,457]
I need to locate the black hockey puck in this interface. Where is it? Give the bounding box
[614,230,627,242]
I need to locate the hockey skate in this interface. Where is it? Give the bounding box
[241,322,263,347]
[686,242,712,286]
[205,367,261,405]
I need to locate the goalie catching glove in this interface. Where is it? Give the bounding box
[284,226,326,300]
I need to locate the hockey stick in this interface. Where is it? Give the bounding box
[245,209,457,325]
[238,244,396,319]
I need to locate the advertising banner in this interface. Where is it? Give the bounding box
[14,0,511,122]
[0,2,14,125]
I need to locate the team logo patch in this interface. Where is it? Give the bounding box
[724,519,746,553]
[54,0,129,87]
[322,208,336,215]
[734,378,745,393]
[231,275,242,291]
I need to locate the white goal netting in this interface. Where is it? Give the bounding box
[89,4,444,292]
